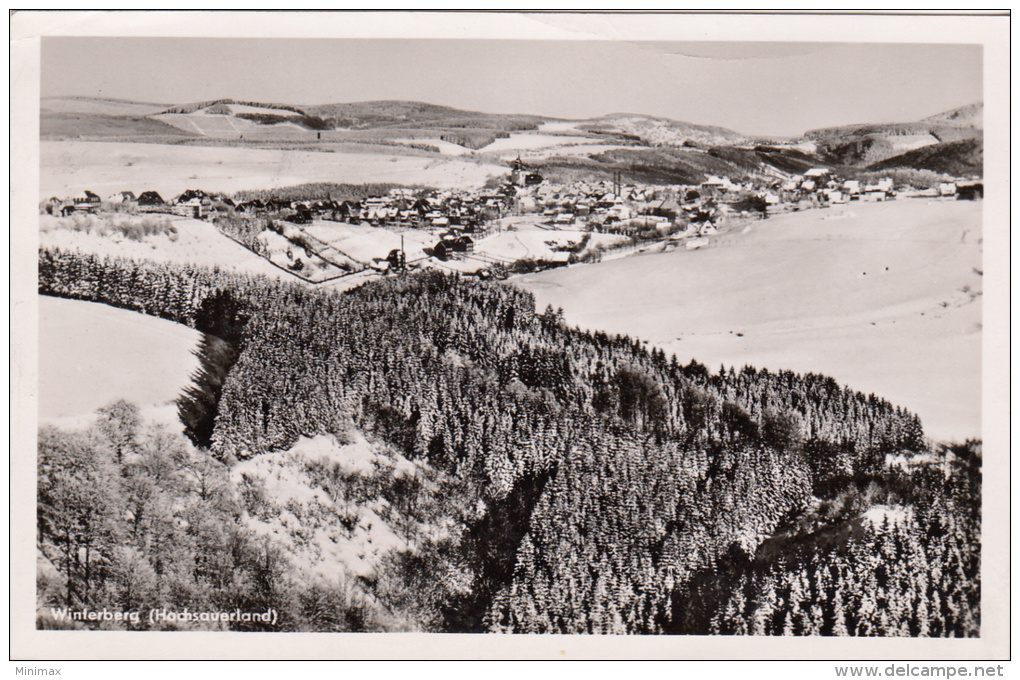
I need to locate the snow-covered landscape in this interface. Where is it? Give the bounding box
[23,23,998,650]
[518,199,982,442]
[40,140,505,200]
[38,296,201,430]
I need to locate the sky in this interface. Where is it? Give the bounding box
[41,37,982,138]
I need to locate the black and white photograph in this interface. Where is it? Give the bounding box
[9,10,1010,663]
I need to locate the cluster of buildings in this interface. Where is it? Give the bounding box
[765,168,983,207]
[41,186,522,232]
[258,189,513,230]
[41,189,228,220]
[42,163,981,254]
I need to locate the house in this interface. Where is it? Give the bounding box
[864,178,893,194]
[938,182,957,197]
[700,175,738,198]
[652,197,682,219]
[176,189,208,204]
[546,252,571,267]
[173,197,206,219]
[285,206,313,224]
[957,183,983,201]
[432,236,473,260]
[73,190,101,212]
[608,203,633,221]
[823,189,847,204]
[386,248,406,270]
[137,191,166,207]
[236,199,267,214]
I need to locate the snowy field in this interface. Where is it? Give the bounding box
[38,296,200,430]
[509,143,635,162]
[477,132,605,154]
[886,134,940,152]
[517,199,983,443]
[473,120,633,161]
[225,103,300,117]
[537,121,584,133]
[40,214,294,281]
[304,221,434,263]
[40,141,505,200]
[393,138,472,156]
[474,227,627,263]
[153,111,307,138]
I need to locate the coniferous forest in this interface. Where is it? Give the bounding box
[36,246,980,634]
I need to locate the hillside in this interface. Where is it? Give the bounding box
[923,102,984,129]
[40,97,984,190]
[37,248,978,635]
[38,296,200,430]
[40,111,199,140]
[302,100,546,130]
[40,140,504,198]
[582,113,747,148]
[39,212,295,281]
[517,199,982,444]
[866,138,983,176]
[41,96,170,116]
[806,103,983,168]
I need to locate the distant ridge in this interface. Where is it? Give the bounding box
[806,103,983,141]
[802,102,983,169]
[581,112,746,147]
[157,98,307,116]
[42,95,170,106]
[923,102,983,129]
[39,96,984,181]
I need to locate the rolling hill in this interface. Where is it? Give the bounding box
[41,96,170,117]
[38,295,200,427]
[41,111,199,140]
[923,102,983,128]
[805,103,983,170]
[39,96,984,182]
[866,138,983,176]
[581,112,747,148]
[302,99,545,130]
[516,198,983,443]
[37,248,979,634]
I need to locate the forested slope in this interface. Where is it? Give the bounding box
[37,248,978,635]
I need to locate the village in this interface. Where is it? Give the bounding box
[39,157,983,285]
